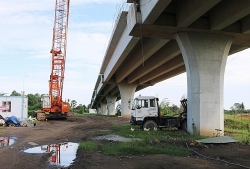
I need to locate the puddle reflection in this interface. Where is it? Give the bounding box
[0,137,17,147]
[23,142,79,167]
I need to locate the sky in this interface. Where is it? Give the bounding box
[0,0,249,110]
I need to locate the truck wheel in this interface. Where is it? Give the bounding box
[181,119,187,132]
[143,120,157,131]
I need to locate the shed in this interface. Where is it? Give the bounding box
[0,96,28,119]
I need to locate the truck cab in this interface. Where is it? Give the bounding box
[129,95,187,131]
[129,96,159,126]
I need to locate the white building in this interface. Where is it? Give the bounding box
[89,108,97,114]
[0,96,28,119]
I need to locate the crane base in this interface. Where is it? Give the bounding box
[36,112,67,121]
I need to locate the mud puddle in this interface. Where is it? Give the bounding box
[23,142,79,167]
[0,136,17,147]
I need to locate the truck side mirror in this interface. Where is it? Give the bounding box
[128,100,131,109]
[136,105,141,109]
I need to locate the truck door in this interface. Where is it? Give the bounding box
[149,99,158,116]
[137,99,148,116]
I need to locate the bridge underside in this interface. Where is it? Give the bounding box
[91,0,250,136]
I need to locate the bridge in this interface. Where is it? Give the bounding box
[90,0,250,136]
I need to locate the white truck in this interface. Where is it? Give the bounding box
[129,95,187,131]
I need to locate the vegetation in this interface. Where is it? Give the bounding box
[159,98,184,116]
[80,124,206,156]
[77,100,250,156]
[224,114,250,141]
[79,141,98,153]
[10,90,21,96]
[27,93,43,117]
[70,100,89,114]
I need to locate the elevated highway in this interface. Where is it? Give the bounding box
[90,0,250,136]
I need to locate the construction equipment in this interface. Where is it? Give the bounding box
[39,0,70,120]
[129,95,187,131]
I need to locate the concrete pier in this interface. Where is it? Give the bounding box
[176,32,233,136]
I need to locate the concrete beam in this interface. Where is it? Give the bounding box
[104,7,140,82]
[139,55,184,84]
[176,0,221,27]
[116,38,169,83]
[100,12,128,73]
[140,0,172,24]
[229,44,249,55]
[104,30,140,82]
[150,65,186,85]
[241,14,250,34]
[127,40,180,83]
[209,0,250,30]
[111,87,120,96]
[221,21,241,33]
[103,84,116,96]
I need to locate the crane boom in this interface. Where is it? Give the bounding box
[40,0,70,120]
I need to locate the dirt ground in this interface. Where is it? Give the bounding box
[0,115,250,169]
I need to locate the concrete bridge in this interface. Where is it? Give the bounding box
[90,0,250,136]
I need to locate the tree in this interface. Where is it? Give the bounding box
[159,98,174,115]
[70,100,77,112]
[0,92,7,96]
[27,93,42,110]
[10,90,21,96]
[230,102,245,117]
[169,104,180,113]
[75,104,84,114]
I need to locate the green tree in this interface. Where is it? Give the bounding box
[27,93,42,110]
[169,104,180,113]
[159,98,174,115]
[70,100,77,112]
[0,92,7,96]
[10,90,21,96]
[75,104,84,114]
[82,105,87,113]
[230,102,245,117]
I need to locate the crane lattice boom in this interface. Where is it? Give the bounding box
[50,0,70,108]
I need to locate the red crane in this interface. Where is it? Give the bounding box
[39,0,70,120]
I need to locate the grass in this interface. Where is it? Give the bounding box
[224,114,250,141]
[80,124,206,157]
[78,114,250,156]
[102,140,190,156]
[79,141,98,153]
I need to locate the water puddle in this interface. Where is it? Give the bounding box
[0,136,17,147]
[93,134,142,142]
[23,142,79,167]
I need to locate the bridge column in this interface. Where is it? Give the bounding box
[97,106,102,114]
[118,82,137,118]
[100,102,107,115]
[106,96,117,115]
[175,32,233,136]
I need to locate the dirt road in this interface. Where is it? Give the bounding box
[0,115,249,169]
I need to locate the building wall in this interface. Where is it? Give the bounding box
[89,109,97,114]
[0,96,28,119]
